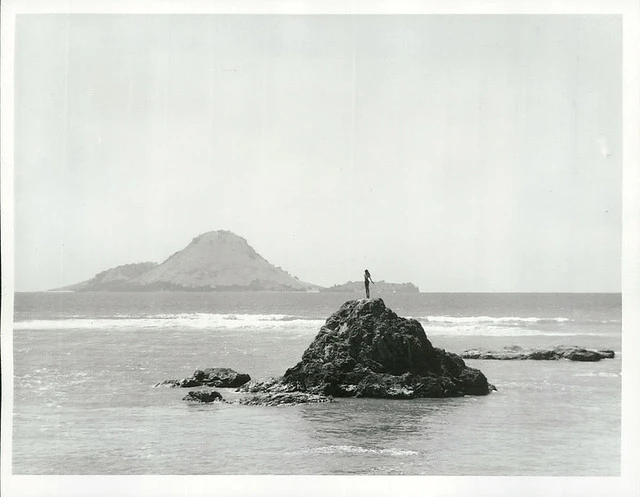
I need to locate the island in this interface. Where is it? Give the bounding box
[54,230,318,292]
[320,281,419,293]
[54,230,421,293]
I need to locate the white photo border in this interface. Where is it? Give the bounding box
[1,1,638,496]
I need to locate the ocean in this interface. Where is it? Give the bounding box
[11,291,621,475]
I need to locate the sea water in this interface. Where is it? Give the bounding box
[11,292,621,475]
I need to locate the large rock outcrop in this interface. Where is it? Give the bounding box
[238,299,493,404]
[461,345,616,362]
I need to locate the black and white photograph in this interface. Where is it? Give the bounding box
[1,1,639,496]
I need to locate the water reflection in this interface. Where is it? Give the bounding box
[299,396,467,444]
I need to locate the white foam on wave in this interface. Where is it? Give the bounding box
[13,313,325,332]
[420,315,571,324]
[574,372,621,378]
[13,313,612,337]
[419,322,608,337]
[286,445,418,456]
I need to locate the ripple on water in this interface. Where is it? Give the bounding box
[285,445,419,456]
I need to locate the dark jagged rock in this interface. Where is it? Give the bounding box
[237,299,492,401]
[461,346,616,362]
[156,368,251,388]
[182,390,225,403]
[191,368,251,387]
[155,379,182,388]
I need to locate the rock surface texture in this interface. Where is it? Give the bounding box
[182,390,225,403]
[238,392,333,406]
[237,299,493,404]
[461,345,616,362]
[156,368,251,388]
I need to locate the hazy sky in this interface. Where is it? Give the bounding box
[14,15,621,292]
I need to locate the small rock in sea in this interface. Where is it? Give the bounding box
[154,379,181,387]
[156,367,251,388]
[596,349,616,359]
[461,345,615,362]
[182,390,225,403]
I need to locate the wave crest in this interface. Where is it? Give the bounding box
[14,313,324,332]
[420,316,571,324]
[13,312,615,337]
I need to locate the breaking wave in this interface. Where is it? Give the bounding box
[13,313,325,332]
[13,313,615,337]
[421,316,571,324]
[413,315,615,336]
[573,372,620,378]
[420,324,607,337]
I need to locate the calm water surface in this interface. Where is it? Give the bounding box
[12,292,621,475]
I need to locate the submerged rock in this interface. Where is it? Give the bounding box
[596,349,616,359]
[238,298,492,400]
[235,378,335,405]
[461,346,616,362]
[182,390,225,403]
[237,392,333,406]
[156,367,251,388]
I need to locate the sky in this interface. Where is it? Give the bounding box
[13,14,621,292]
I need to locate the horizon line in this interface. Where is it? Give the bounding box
[14,289,623,295]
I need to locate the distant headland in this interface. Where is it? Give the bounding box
[320,281,419,294]
[53,230,420,293]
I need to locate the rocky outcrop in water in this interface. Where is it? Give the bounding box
[235,378,334,405]
[238,391,333,406]
[236,298,493,404]
[156,368,251,388]
[461,345,615,362]
[182,390,225,403]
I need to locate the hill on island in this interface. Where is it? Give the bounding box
[57,231,317,292]
[60,262,159,291]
